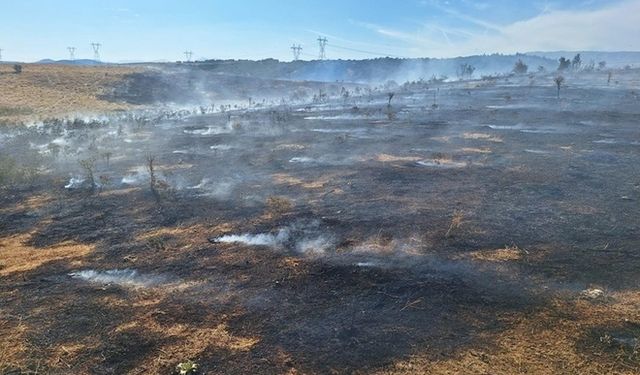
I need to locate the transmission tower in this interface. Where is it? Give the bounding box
[291,44,302,61]
[317,37,328,60]
[0,48,3,62]
[184,51,193,62]
[91,42,101,61]
[67,47,76,61]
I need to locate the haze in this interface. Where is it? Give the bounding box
[1,0,639,62]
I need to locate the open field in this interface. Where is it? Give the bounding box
[1,68,640,374]
[0,64,140,124]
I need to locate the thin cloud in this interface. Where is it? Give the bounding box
[361,0,640,57]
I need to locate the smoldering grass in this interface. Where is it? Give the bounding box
[211,220,335,256]
[69,269,168,288]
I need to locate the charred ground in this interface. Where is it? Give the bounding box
[1,67,640,374]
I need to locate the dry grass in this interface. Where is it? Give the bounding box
[461,147,493,154]
[445,210,465,238]
[0,232,93,277]
[0,193,53,214]
[0,316,31,373]
[272,172,351,190]
[462,132,503,143]
[464,245,526,262]
[376,292,640,374]
[0,64,140,123]
[0,230,93,373]
[375,153,423,163]
[265,195,294,217]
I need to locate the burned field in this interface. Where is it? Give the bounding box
[2,71,640,374]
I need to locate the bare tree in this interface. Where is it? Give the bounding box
[101,151,112,167]
[554,76,565,99]
[146,155,158,196]
[456,63,475,80]
[387,92,395,106]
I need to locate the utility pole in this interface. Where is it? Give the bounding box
[317,37,328,60]
[291,44,302,61]
[67,47,76,61]
[91,42,101,61]
[184,51,193,62]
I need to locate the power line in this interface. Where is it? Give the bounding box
[91,42,101,61]
[327,43,406,58]
[291,44,302,61]
[317,37,328,60]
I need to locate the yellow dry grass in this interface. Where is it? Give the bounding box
[106,307,260,374]
[461,147,493,154]
[0,232,93,277]
[375,154,423,163]
[377,292,640,374]
[0,64,140,123]
[0,193,54,214]
[464,245,525,262]
[0,316,31,372]
[272,172,351,190]
[462,132,503,143]
[265,195,294,215]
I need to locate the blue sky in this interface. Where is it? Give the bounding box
[0,0,638,62]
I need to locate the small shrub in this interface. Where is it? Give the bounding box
[78,158,97,191]
[175,360,199,375]
[13,64,22,74]
[513,59,528,74]
[558,57,571,71]
[0,154,40,188]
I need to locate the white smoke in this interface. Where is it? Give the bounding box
[215,229,290,247]
[416,160,467,168]
[289,156,316,163]
[120,166,150,186]
[212,221,335,255]
[69,269,166,287]
[209,144,235,151]
[183,123,233,135]
[64,177,85,189]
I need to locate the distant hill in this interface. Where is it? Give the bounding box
[526,51,640,68]
[36,59,104,66]
[194,54,557,83]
